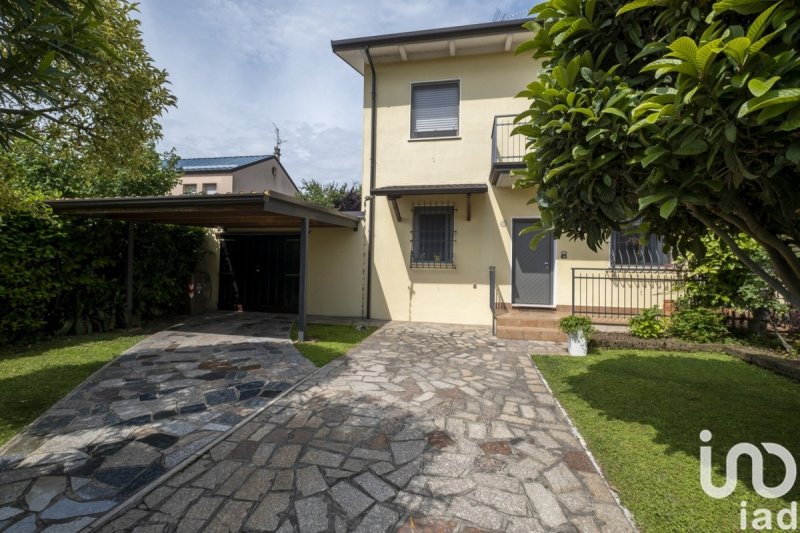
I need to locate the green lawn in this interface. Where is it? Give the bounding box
[292,323,377,367]
[533,349,800,533]
[0,330,151,447]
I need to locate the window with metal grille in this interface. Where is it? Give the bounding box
[411,205,455,268]
[411,81,459,138]
[611,230,671,268]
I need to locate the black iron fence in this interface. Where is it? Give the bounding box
[571,267,694,320]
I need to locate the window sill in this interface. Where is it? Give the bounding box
[408,136,461,143]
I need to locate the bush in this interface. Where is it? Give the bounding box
[629,306,668,339]
[0,207,205,343]
[559,315,595,340]
[668,308,729,344]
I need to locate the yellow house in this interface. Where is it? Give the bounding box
[331,20,674,338]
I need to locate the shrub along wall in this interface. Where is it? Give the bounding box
[0,207,205,343]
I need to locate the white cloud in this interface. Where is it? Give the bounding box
[137,0,533,183]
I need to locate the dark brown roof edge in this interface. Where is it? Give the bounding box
[331,19,532,52]
[371,184,489,196]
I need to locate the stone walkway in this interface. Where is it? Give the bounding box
[0,313,316,532]
[99,322,634,532]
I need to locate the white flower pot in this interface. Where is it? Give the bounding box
[567,332,588,356]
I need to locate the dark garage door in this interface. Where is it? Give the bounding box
[219,234,300,313]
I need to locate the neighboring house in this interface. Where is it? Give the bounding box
[170,155,299,197]
[330,20,673,336]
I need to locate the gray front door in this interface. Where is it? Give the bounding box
[512,219,554,306]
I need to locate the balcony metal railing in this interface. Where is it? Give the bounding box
[492,114,526,166]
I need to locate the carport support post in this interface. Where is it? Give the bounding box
[126,222,134,328]
[298,217,309,342]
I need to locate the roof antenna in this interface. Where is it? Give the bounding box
[273,123,285,160]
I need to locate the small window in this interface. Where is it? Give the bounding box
[182,183,197,195]
[202,183,217,195]
[411,205,455,268]
[411,81,459,139]
[611,230,670,268]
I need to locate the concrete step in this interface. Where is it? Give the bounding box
[496,325,567,342]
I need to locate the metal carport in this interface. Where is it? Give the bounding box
[45,190,361,341]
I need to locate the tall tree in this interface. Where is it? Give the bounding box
[299,179,362,211]
[0,0,176,208]
[514,0,800,307]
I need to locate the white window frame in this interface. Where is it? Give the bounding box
[182,183,197,195]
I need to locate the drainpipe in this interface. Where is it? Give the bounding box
[365,46,377,319]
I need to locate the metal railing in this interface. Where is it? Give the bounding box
[571,267,694,320]
[489,266,497,335]
[492,114,526,166]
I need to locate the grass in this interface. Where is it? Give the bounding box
[533,349,800,533]
[291,323,377,367]
[0,330,152,447]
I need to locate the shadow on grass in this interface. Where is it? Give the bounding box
[559,350,800,505]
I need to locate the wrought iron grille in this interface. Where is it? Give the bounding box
[610,230,672,269]
[410,203,456,269]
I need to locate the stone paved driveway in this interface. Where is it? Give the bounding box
[99,322,634,532]
[0,313,316,532]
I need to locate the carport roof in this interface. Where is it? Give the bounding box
[45,191,361,230]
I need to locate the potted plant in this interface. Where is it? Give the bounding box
[559,315,594,356]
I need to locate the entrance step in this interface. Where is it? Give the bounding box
[495,307,568,342]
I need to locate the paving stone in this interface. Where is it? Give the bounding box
[246,492,290,531]
[184,496,223,520]
[40,498,116,520]
[300,447,344,468]
[386,458,422,488]
[192,460,239,489]
[0,481,29,506]
[41,517,95,533]
[390,440,426,464]
[24,476,65,512]
[294,496,329,533]
[235,469,276,500]
[353,504,399,533]
[422,453,473,477]
[5,515,37,533]
[330,481,374,519]
[272,469,295,491]
[205,500,252,532]
[470,485,530,516]
[354,471,396,502]
[524,482,568,528]
[158,487,204,518]
[297,465,327,496]
[544,462,583,493]
[0,507,23,521]
[447,497,504,530]
[270,444,302,467]
[427,477,475,496]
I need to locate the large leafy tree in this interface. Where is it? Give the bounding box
[0,0,176,208]
[299,179,362,211]
[514,0,800,307]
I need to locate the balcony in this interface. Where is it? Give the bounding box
[490,114,527,187]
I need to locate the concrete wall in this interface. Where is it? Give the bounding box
[307,226,366,318]
[196,231,221,311]
[233,161,298,196]
[171,174,233,195]
[361,51,610,325]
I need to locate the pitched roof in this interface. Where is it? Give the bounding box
[176,155,275,173]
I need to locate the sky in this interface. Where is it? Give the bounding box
[136,0,534,184]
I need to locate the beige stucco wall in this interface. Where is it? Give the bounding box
[361,51,611,325]
[307,226,366,317]
[233,161,298,196]
[170,174,234,196]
